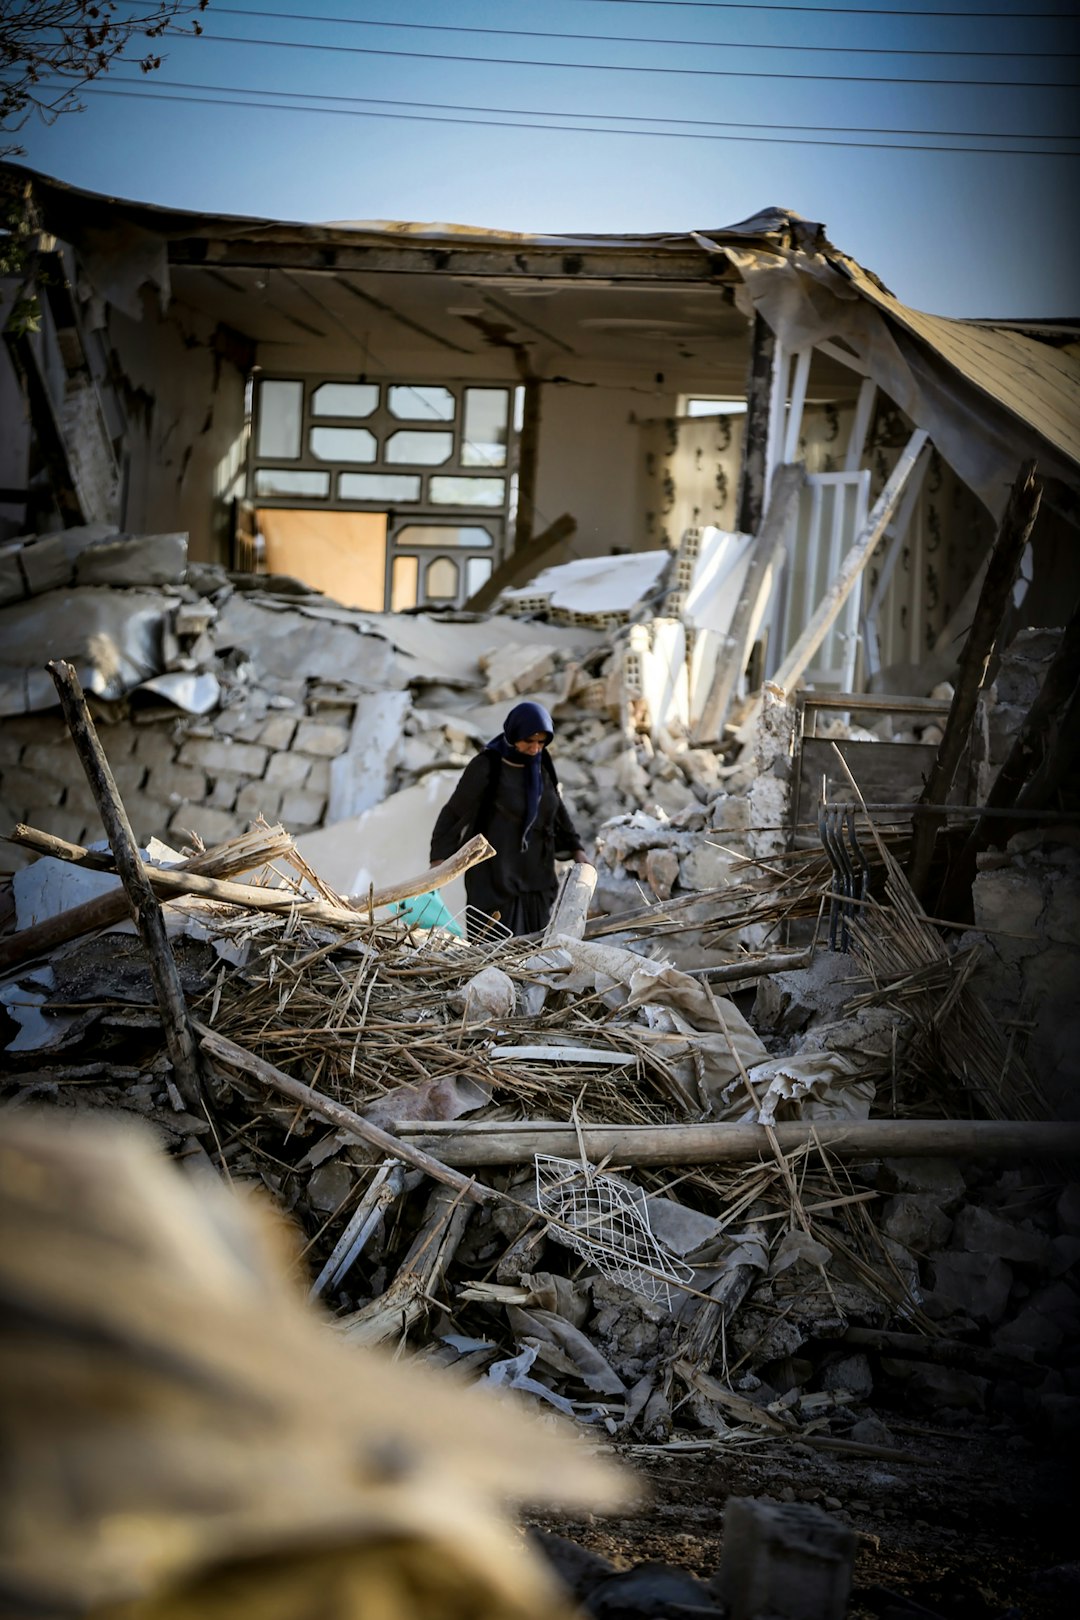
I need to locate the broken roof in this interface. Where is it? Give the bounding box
[5,163,1077,514]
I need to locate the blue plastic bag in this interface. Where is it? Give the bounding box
[393,890,463,936]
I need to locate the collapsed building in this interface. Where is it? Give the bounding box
[2,162,1079,1616]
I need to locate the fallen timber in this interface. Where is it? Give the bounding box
[0,825,495,972]
[390,1118,1080,1167]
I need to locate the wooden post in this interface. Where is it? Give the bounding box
[691,463,805,743]
[736,313,778,536]
[390,1118,1077,1168]
[770,428,929,699]
[542,862,597,945]
[908,460,1041,900]
[46,660,206,1113]
[513,377,541,551]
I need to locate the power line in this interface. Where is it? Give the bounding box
[192,30,1080,87]
[90,73,1080,144]
[571,1,1075,15]
[209,6,1078,58]
[65,81,1080,154]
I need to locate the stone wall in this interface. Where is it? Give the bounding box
[0,688,356,874]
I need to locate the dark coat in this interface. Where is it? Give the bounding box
[430,750,583,936]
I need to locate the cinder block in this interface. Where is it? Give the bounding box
[235,780,283,820]
[292,720,350,758]
[264,751,311,788]
[713,1497,855,1620]
[259,715,298,750]
[280,788,327,828]
[168,803,241,848]
[176,737,268,777]
[147,762,209,805]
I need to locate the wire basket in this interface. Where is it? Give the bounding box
[534,1153,694,1310]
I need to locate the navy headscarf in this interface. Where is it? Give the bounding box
[485,699,554,851]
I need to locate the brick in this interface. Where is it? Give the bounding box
[259,715,298,750]
[236,780,283,820]
[0,715,61,745]
[176,737,268,776]
[208,772,243,810]
[1,765,63,811]
[111,760,151,798]
[293,720,350,758]
[264,751,311,788]
[147,762,208,805]
[0,735,24,765]
[280,789,326,828]
[168,803,241,847]
[306,757,331,796]
[132,727,180,766]
[32,805,91,844]
[20,741,79,780]
[130,800,175,845]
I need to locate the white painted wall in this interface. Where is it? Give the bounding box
[533,381,677,565]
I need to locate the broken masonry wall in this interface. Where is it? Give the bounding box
[108,289,247,567]
[964,831,1080,1118]
[533,382,676,564]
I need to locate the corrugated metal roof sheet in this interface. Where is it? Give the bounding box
[835,259,1080,475]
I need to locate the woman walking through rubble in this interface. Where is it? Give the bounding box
[430,699,588,937]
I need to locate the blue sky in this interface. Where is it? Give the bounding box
[10,0,1080,318]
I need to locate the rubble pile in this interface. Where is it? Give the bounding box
[2,798,1075,1459]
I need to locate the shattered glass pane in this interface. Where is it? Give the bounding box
[310,427,377,462]
[429,477,505,508]
[385,430,454,466]
[388,385,455,422]
[254,468,330,498]
[311,382,379,417]
[255,380,303,458]
[462,388,509,467]
[339,473,422,501]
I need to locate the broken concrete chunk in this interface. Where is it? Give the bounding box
[644,847,679,900]
[451,966,516,1026]
[821,1352,873,1399]
[75,532,188,588]
[307,1159,354,1213]
[714,1497,856,1620]
[928,1250,1013,1326]
[951,1204,1052,1269]
[878,1158,967,1206]
[881,1194,953,1254]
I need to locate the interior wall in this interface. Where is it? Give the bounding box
[533,381,676,565]
[108,289,248,564]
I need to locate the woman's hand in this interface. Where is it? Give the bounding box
[572,848,590,864]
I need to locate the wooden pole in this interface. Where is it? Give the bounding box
[908,460,1041,900]
[0,822,293,974]
[692,462,805,744]
[46,660,206,1113]
[197,1024,493,1204]
[0,828,495,973]
[390,1118,1079,1168]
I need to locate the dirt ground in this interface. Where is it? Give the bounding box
[527,1424,1079,1618]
